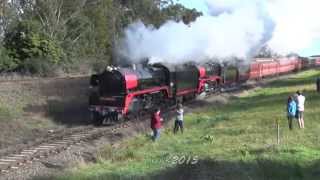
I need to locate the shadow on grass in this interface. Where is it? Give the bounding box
[23,77,91,127]
[33,158,320,180]
[148,159,320,180]
[24,100,90,127]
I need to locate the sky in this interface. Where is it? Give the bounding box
[174,0,320,57]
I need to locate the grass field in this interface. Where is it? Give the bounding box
[56,70,320,180]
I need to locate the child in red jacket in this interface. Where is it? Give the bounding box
[151,108,163,141]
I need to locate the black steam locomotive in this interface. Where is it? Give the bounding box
[89,61,238,125]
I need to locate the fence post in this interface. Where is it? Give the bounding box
[316,77,320,92]
[276,118,280,145]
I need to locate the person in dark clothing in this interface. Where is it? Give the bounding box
[150,108,163,141]
[174,103,184,134]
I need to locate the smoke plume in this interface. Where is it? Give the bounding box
[267,0,320,55]
[117,0,320,64]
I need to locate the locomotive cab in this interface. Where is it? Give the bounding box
[153,63,199,102]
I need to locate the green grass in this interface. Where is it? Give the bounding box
[57,69,320,180]
[0,86,32,121]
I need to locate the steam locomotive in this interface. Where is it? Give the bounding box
[88,56,320,125]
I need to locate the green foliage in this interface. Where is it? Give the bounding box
[162,3,203,24]
[4,20,64,74]
[2,20,64,75]
[0,106,13,122]
[22,57,58,76]
[201,134,214,144]
[0,47,18,72]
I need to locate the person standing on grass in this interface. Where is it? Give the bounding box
[296,91,306,128]
[293,92,299,119]
[174,103,184,134]
[151,107,163,141]
[287,96,297,130]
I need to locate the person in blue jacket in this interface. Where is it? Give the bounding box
[287,96,297,130]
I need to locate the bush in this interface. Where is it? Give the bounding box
[4,20,65,74]
[91,56,111,73]
[0,47,18,72]
[22,57,58,77]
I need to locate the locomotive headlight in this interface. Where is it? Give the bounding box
[170,82,174,87]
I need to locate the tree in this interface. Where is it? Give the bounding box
[4,20,64,66]
[0,46,17,72]
[255,46,280,58]
[0,0,204,74]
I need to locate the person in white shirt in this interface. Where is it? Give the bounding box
[174,103,184,134]
[296,91,306,128]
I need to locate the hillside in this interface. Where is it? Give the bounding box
[54,70,320,180]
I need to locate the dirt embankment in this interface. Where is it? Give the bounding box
[0,77,90,152]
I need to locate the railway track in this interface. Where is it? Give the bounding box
[0,122,131,174]
[0,126,93,158]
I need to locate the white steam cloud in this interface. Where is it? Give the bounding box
[267,0,320,54]
[117,0,320,64]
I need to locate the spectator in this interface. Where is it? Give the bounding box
[293,92,299,119]
[151,108,163,141]
[296,91,306,128]
[287,96,297,130]
[174,103,184,134]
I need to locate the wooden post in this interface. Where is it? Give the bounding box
[276,118,280,145]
